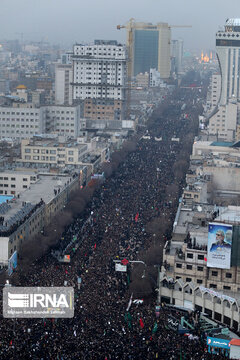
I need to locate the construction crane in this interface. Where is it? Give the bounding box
[169,25,192,28]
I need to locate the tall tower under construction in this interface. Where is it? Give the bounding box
[125,20,171,80]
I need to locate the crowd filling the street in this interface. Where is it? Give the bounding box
[0,90,229,359]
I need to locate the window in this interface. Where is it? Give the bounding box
[187,253,193,259]
[186,277,192,282]
[68,157,74,162]
[176,263,182,268]
[23,178,28,181]
[223,286,231,290]
[212,271,218,277]
[33,156,39,160]
[186,265,192,270]
[50,150,56,154]
[226,273,232,278]
[23,185,27,189]
[11,185,16,188]
[210,284,217,289]
[33,149,39,153]
[50,156,56,161]
[11,177,16,181]
[198,254,204,260]
[197,279,203,284]
[197,266,203,271]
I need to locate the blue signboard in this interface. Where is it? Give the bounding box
[207,337,230,349]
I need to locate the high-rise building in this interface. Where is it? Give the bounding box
[55,64,73,105]
[125,21,171,79]
[71,40,127,120]
[171,39,183,76]
[209,19,240,141]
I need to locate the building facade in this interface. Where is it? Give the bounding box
[71,40,126,120]
[171,39,183,76]
[55,64,73,105]
[0,104,46,140]
[126,21,171,79]
[0,171,38,196]
[19,137,88,168]
[0,104,81,140]
[209,19,240,141]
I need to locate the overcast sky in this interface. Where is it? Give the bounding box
[1,0,240,51]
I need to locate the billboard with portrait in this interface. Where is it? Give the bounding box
[207,223,232,269]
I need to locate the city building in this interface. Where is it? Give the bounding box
[0,104,46,140]
[45,105,81,138]
[0,170,38,196]
[205,74,221,114]
[208,19,240,141]
[55,63,73,105]
[71,40,127,121]
[125,20,171,79]
[149,68,162,87]
[159,132,240,331]
[135,72,149,88]
[18,136,88,168]
[0,103,81,140]
[171,39,183,76]
[0,173,79,267]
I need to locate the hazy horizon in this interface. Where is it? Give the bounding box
[1,0,240,51]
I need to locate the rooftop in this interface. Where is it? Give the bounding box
[0,174,74,235]
[226,18,240,26]
[215,205,240,223]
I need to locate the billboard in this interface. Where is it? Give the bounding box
[8,251,17,276]
[115,263,127,272]
[207,223,232,269]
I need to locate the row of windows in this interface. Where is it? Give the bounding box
[0,125,38,128]
[0,119,39,122]
[0,184,28,189]
[176,263,204,271]
[186,253,205,260]
[0,177,16,180]
[0,177,27,181]
[25,156,57,161]
[25,149,74,155]
[176,264,233,279]
[47,111,74,115]
[183,279,232,290]
[0,111,38,115]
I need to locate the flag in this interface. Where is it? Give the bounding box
[9,340,12,346]
[126,293,133,311]
[204,257,207,262]
[152,322,158,334]
[135,213,139,222]
[139,318,144,328]
[125,312,132,330]
[94,243,97,249]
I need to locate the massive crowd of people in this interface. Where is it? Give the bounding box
[0,90,229,359]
